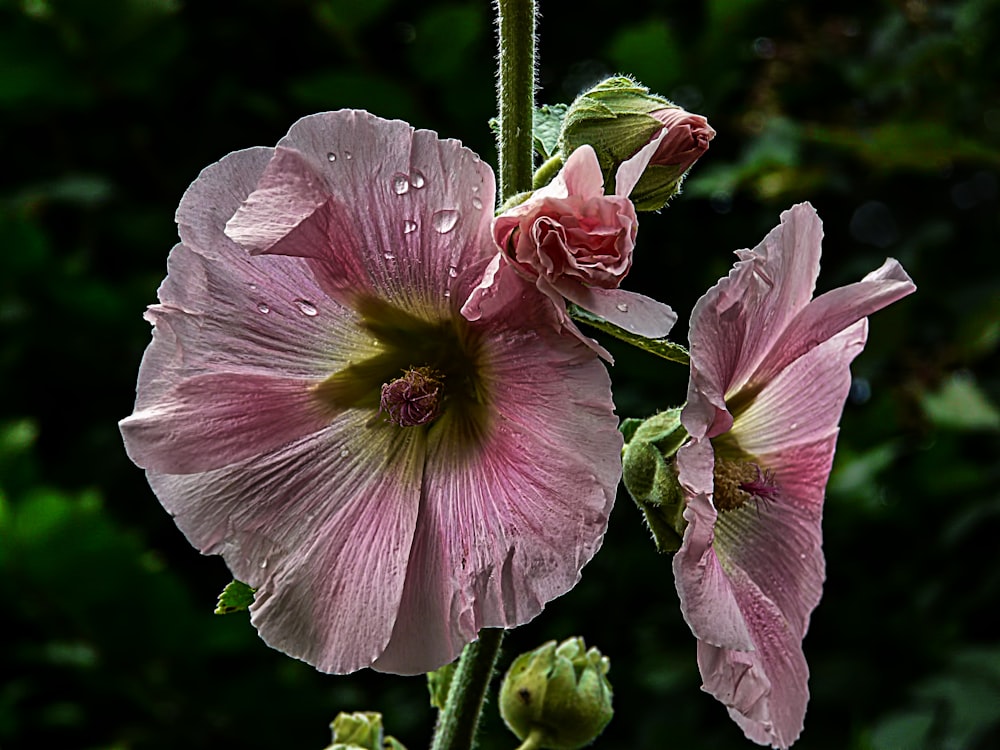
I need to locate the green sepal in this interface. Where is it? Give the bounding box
[533,103,569,161]
[214,579,256,615]
[426,660,457,710]
[621,409,689,553]
[567,304,689,364]
[324,711,408,750]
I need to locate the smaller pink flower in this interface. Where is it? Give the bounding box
[462,139,677,356]
[674,203,915,748]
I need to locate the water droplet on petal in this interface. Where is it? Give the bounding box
[295,299,318,316]
[410,169,426,189]
[392,173,410,195]
[256,302,270,314]
[448,265,458,278]
[344,151,353,160]
[471,184,480,193]
[444,289,451,298]
[260,558,268,569]
[616,302,629,313]
[383,252,395,260]
[431,209,460,234]
[327,152,337,162]
[339,447,350,458]
[471,196,483,210]
[403,219,418,234]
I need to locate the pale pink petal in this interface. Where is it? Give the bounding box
[613,129,668,197]
[697,574,810,749]
[555,281,677,338]
[375,297,621,672]
[146,410,423,674]
[747,258,915,388]
[226,111,496,317]
[730,321,868,455]
[459,252,509,322]
[540,144,604,200]
[121,373,335,474]
[673,439,755,651]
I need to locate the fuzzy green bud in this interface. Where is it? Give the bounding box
[558,76,715,210]
[324,711,406,750]
[621,408,689,553]
[499,637,613,750]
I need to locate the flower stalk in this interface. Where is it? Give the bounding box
[430,629,505,750]
[496,0,536,200]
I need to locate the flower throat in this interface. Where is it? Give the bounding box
[713,457,780,513]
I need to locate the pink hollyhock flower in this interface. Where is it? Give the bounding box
[119,110,622,675]
[462,139,677,355]
[673,203,915,747]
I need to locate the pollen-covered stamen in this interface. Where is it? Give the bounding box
[713,457,781,513]
[380,366,444,427]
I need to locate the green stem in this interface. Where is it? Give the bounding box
[514,729,546,750]
[430,628,505,750]
[496,0,536,201]
[532,154,564,189]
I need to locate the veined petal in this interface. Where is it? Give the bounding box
[730,321,868,455]
[697,571,810,750]
[554,281,677,338]
[147,410,424,674]
[374,296,621,674]
[121,373,334,474]
[261,110,496,317]
[686,204,824,431]
[747,258,915,388]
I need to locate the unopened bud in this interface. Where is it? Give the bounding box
[499,637,613,749]
[324,711,406,750]
[559,76,715,210]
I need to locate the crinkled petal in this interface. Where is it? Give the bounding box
[147,411,423,674]
[673,439,755,650]
[747,258,914,389]
[374,294,621,673]
[539,143,604,200]
[459,252,508,322]
[227,110,496,317]
[684,204,824,439]
[554,280,676,338]
[696,572,809,750]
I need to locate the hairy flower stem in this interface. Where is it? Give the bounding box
[496,0,536,201]
[430,628,505,750]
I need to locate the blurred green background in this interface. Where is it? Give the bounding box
[1,0,998,748]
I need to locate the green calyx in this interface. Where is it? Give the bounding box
[499,637,613,750]
[324,711,406,750]
[621,408,689,553]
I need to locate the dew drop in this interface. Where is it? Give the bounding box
[339,447,350,458]
[410,169,426,189]
[403,219,418,234]
[295,299,318,317]
[471,184,480,193]
[616,302,629,313]
[383,252,396,260]
[431,208,460,234]
[448,265,458,278]
[256,302,270,314]
[444,289,451,298]
[344,150,353,160]
[260,558,268,569]
[392,173,410,195]
[327,152,337,162]
[471,196,483,210]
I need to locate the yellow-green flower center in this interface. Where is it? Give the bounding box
[712,456,780,513]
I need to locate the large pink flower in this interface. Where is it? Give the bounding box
[119,110,622,675]
[673,203,915,747]
[462,140,677,355]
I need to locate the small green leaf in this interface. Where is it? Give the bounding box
[214,580,255,615]
[568,304,690,365]
[532,103,568,161]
